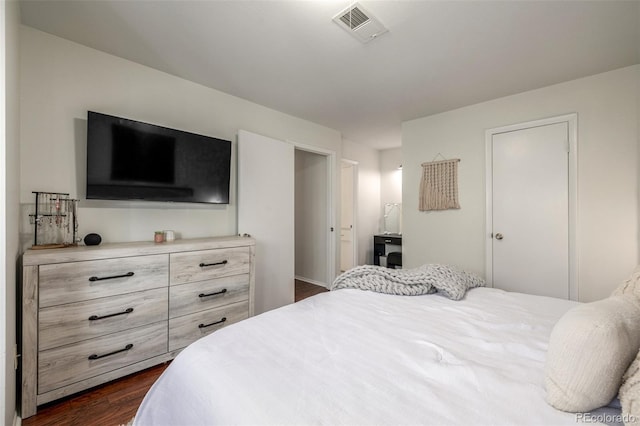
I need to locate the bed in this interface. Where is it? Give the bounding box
[134,286,622,425]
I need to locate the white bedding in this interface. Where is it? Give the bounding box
[134,288,616,425]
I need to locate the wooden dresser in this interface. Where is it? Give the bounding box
[21,236,255,418]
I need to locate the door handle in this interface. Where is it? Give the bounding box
[495,233,504,240]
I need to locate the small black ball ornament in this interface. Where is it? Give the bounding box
[84,233,102,246]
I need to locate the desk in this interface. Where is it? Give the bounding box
[373,234,402,268]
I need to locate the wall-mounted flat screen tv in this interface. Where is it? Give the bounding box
[86,111,231,204]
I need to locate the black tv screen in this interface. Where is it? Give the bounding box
[86,112,231,204]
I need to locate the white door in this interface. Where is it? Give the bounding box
[340,161,355,271]
[238,130,294,314]
[489,122,569,298]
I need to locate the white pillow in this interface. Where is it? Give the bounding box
[620,350,640,425]
[545,295,640,412]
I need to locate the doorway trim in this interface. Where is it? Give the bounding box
[290,140,337,285]
[341,159,359,270]
[485,113,578,300]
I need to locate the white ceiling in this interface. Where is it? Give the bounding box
[20,0,640,150]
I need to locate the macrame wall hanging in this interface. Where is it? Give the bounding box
[419,157,461,211]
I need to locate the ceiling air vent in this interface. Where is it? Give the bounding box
[333,3,388,43]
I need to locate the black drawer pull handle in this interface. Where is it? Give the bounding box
[88,343,133,360]
[89,272,134,282]
[198,289,227,298]
[198,317,227,329]
[199,260,228,268]
[88,307,134,321]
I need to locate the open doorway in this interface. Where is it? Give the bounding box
[294,145,336,291]
[237,130,336,313]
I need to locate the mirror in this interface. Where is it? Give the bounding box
[383,203,402,234]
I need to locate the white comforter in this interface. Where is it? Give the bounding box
[134,288,615,425]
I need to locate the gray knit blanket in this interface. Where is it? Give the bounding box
[330,264,485,301]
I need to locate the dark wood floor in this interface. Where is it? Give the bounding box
[294,279,329,302]
[22,362,169,426]
[22,280,328,425]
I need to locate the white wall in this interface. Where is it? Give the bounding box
[342,139,380,265]
[294,149,328,285]
[2,1,20,423]
[19,26,342,249]
[403,65,639,303]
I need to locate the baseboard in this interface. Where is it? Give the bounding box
[294,276,328,288]
[14,410,21,426]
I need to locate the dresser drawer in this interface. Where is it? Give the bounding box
[168,301,248,351]
[39,288,168,351]
[39,254,168,308]
[170,247,250,285]
[169,274,249,319]
[38,321,167,394]
[374,235,402,246]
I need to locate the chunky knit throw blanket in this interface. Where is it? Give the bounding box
[330,264,485,301]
